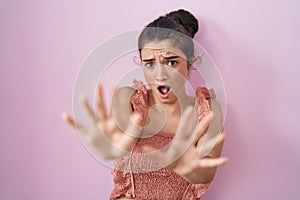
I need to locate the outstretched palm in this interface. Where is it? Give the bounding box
[62,84,141,160]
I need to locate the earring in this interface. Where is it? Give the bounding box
[133,53,142,66]
[190,55,203,70]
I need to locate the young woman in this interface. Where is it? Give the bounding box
[62,9,227,200]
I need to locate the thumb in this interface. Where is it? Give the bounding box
[123,113,143,137]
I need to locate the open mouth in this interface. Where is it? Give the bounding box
[157,85,171,98]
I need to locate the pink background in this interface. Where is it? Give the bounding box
[1,0,300,199]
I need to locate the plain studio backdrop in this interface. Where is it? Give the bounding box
[1,0,299,199]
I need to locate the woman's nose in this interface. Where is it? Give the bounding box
[155,65,168,82]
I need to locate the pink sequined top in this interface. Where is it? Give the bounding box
[110,82,215,200]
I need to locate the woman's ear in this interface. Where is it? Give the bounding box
[187,56,195,71]
[189,55,202,69]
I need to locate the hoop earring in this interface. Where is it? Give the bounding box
[190,55,203,70]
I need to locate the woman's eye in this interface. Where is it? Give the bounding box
[144,62,154,68]
[167,60,177,66]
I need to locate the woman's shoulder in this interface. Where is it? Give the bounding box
[113,85,134,102]
[194,87,218,123]
[113,83,148,120]
[114,86,136,96]
[115,80,148,98]
[184,87,215,107]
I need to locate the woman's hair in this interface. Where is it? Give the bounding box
[138,9,199,63]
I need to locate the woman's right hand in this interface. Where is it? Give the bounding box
[61,83,142,160]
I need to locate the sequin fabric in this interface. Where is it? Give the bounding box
[110,83,214,200]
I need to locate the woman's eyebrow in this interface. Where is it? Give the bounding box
[162,55,180,59]
[142,58,155,62]
[142,55,179,62]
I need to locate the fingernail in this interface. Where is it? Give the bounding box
[79,94,86,103]
[61,112,68,121]
[98,83,102,89]
[222,157,229,163]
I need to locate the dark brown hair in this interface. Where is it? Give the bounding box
[138,9,199,62]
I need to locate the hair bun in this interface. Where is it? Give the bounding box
[166,9,199,38]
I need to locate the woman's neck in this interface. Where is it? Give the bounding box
[148,89,194,116]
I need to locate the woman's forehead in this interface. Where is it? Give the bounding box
[142,49,176,56]
[141,40,186,58]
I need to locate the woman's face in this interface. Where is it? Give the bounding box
[141,39,190,104]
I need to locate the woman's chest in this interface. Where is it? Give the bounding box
[143,110,182,135]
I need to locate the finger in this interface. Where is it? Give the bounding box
[61,112,85,131]
[206,99,224,139]
[193,112,212,144]
[109,83,117,116]
[198,157,228,168]
[95,83,108,122]
[209,88,216,99]
[198,131,226,158]
[203,131,226,158]
[80,95,97,123]
[216,132,226,145]
[132,79,143,89]
[204,131,225,148]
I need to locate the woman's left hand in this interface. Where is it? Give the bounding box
[143,107,228,184]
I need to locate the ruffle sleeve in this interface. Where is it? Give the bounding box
[130,80,148,124]
[195,87,215,123]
